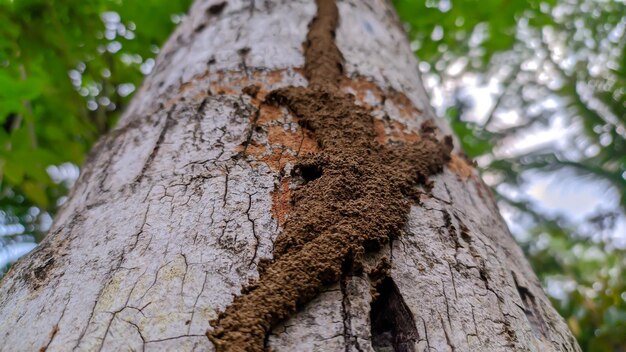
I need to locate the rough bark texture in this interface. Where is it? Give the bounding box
[0,0,579,351]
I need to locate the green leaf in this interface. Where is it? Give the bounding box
[2,159,25,184]
[22,180,47,208]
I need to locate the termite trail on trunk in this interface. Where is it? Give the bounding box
[206,0,452,350]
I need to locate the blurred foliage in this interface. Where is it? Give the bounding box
[395,0,625,350]
[0,0,624,350]
[0,0,191,273]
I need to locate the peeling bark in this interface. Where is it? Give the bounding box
[0,0,579,351]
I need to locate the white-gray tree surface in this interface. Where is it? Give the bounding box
[0,0,580,351]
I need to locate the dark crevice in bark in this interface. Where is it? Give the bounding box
[239,106,260,157]
[293,163,323,183]
[17,217,77,293]
[340,275,363,352]
[245,192,260,267]
[207,2,227,16]
[512,272,549,339]
[238,47,251,77]
[370,277,418,352]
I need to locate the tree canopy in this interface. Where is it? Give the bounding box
[1,0,624,350]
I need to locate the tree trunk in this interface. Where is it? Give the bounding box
[0,0,579,351]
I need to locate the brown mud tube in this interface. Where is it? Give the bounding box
[206,0,452,350]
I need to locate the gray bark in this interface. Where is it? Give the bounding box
[0,0,579,351]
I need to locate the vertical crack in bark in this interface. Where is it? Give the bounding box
[439,313,456,352]
[188,271,209,335]
[421,316,431,351]
[206,0,452,351]
[39,293,69,352]
[136,104,177,184]
[39,324,59,352]
[340,275,364,352]
[246,192,260,267]
[512,272,549,339]
[370,277,418,352]
[240,106,260,156]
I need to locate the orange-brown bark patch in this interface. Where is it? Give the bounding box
[235,91,319,229]
[339,76,423,123]
[256,104,283,125]
[179,80,195,93]
[373,119,388,145]
[209,85,239,96]
[387,120,421,144]
[271,177,292,227]
[339,76,384,104]
[240,104,319,173]
[179,70,211,93]
[269,115,319,155]
[264,149,287,174]
[148,68,308,117]
[447,154,474,181]
[373,118,422,145]
[386,89,423,120]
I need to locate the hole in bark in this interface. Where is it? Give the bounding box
[206,2,226,15]
[370,277,418,352]
[295,164,323,182]
[194,23,206,33]
[238,47,251,57]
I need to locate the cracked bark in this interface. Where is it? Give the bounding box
[0,0,578,351]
